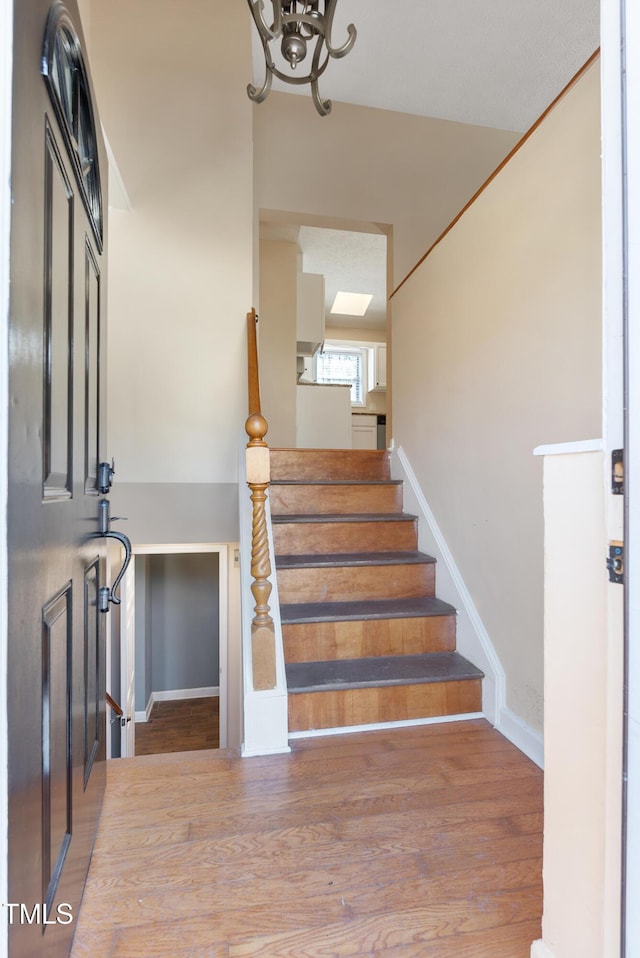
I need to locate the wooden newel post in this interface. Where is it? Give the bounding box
[245,411,277,691]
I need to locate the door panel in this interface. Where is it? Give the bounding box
[44,123,74,499]
[8,2,108,954]
[42,585,73,910]
[84,241,101,494]
[83,560,100,788]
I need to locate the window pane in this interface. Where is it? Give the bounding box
[316,349,363,404]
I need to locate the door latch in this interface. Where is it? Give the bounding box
[612,449,624,495]
[606,541,624,584]
[98,459,116,495]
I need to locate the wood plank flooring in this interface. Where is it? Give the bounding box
[134,697,219,756]
[71,719,542,958]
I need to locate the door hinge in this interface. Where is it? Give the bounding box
[606,540,624,584]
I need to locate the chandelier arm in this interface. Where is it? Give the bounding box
[310,36,331,115]
[247,36,274,103]
[269,65,328,85]
[311,77,331,115]
[246,0,282,41]
[323,0,357,58]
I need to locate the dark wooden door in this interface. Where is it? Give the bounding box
[7,1,109,954]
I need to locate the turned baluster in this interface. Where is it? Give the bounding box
[245,411,276,691]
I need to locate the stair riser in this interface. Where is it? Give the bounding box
[277,563,435,604]
[283,615,456,662]
[288,679,482,731]
[273,519,418,555]
[271,484,403,516]
[271,448,390,482]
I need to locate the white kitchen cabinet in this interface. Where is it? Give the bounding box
[351,414,377,450]
[296,272,325,357]
[368,343,387,391]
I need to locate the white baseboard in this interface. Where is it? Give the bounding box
[135,686,219,724]
[288,712,485,741]
[531,940,555,958]
[498,706,544,769]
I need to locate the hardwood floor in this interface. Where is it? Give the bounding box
[134,697,219,756]
[71,719,542,957]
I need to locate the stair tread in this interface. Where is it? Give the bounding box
[272,512,418,525]
[280,595,457,624]
[276,551,435,570]
[271,479,402,486]
[286,652,484,693]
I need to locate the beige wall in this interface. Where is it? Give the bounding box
[258,240,298,447]
[391,62,602,732]
[254,92,519,288]
[88,0,253,497]
[83,0,253,749]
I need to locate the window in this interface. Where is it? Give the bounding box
[315,346,366,405]
[41,2,104,248]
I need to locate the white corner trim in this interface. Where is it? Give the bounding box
[135,694,154,724]
[533,438,604,457]
[498,706,544,769]
[531,940,556,958]
[288,712,485,741]
[241,688,292,757]
[393,446,506,724]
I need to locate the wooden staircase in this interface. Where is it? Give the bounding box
[270,448,484,733]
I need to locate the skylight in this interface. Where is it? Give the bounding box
[330,291,373,317]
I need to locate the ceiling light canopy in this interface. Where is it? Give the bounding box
[246,1,357,117]
[330,291,373,317]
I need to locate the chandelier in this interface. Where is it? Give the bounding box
[246,1,357,116]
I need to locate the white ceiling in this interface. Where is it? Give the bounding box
[254,0,600,330]
[298,227,387,330]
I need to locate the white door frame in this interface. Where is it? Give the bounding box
[618,0,640,951]
[119,561,136,757]
[602,0,640,952]
[125,542,230,749]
